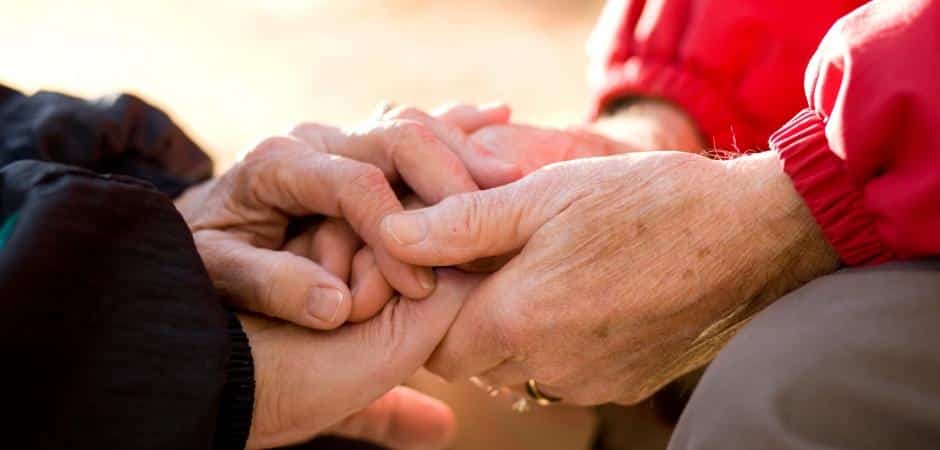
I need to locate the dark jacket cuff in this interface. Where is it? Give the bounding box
[214,311,256,450]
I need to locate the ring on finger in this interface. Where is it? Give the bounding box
[525,379,562,406]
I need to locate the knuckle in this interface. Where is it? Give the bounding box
[386,119,433,142]
[288,121,326,136]
[237,138,307,198]
[435,193,485,247]
[245,136,298,162]
[385,105,423,120]
[289,122,344,154]
[347,163,390,194]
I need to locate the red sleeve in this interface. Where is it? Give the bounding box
[772,0,940,265]
[588,0,863,151]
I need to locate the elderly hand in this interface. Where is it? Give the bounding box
[175,103,513,328]
[465,99,705,184]
[242,269,480,450]
[379,150,838,405]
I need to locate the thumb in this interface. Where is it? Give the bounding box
[379,174,566,266]
[196,232,353,330]
[318,269,480,420]
[245,270,479,449]
[328,386,456,450]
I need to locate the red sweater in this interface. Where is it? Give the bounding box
[590,0,940,266]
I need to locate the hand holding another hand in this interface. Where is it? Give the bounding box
[176,96,819,448]
[173,103,513,449]
[466,99,705,180]
[175,103,514,328]
[380,150,837,405]
[240,269,481,450]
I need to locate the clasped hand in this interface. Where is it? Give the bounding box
[176,101,837,449]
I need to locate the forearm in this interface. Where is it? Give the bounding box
[589,98,704,153]
[629,150,839,389]
[699,151,839,343]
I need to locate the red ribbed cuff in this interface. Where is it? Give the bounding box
[590,58,766,152]
[771,109,894,266]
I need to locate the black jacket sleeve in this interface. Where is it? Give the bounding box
[0,161,253,449]
[0,84,213,197]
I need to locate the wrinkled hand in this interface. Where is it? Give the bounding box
[379,150,838,405]
[175,103,512,328]
[242,269,480,450]
[466,99,704,184]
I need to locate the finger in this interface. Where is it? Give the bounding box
[234,137,399,236]
[388,106,521,189]
[471,124,630,178]
[282,222,316,257]
[406,190,517,274]
[244,270,478,449]
[311,270,481,422]
[196,230,352,329]
[291,120,478,205]
[239,138,435,298]
[403,196,514,276]
[329,386,456,450]
[282,219,361,283]
[402,198,507,275]
[349,246,394,322]
[379,173,569,266]
[431,101,512,133]
[311,219,361,282]
[470,124,569,176]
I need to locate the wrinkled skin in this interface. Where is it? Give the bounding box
[174,104,510,449]
[380,150,839,405]
[176,103,513,329]
[468,98,706,181]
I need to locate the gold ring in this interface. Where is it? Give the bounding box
[525,379,561,406]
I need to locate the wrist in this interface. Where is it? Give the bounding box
[680,151,838,358]
[724,151,839,294]
[592,98,704,152]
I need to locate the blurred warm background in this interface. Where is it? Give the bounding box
[1,0,603,171]
[0,0,628,449]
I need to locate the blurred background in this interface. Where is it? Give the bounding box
[1,1,633,449]
[0,0,604,171]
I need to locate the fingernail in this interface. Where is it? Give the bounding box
[309,287,344,322]
[416,267,436,291]
[383,213,428,246]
